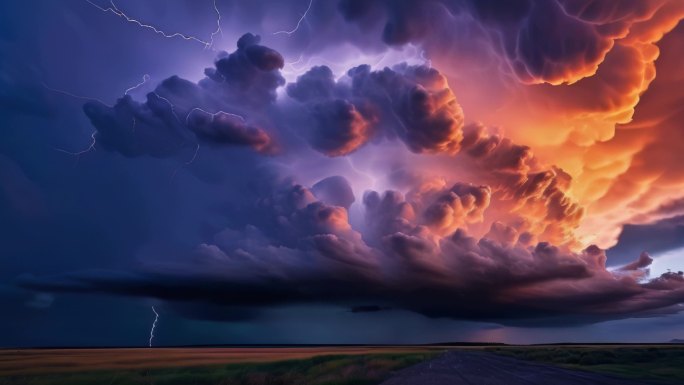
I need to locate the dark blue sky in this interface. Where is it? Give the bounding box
[2,0,684,347]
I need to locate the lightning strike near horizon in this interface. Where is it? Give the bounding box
[148,306,159,348]
[273,0,313,36]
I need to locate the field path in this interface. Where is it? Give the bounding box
[381,350,649,385]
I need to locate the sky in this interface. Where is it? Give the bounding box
[1,0,684,347]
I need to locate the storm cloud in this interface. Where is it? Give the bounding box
[4,0,684,346]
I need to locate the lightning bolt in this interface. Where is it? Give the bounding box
[45,73,150,159]
[42,82,112,107]
[284,54,338,73]
[207,0,223,50]
[346,156,378,191]
[54,132,97,159]
[86,0,217,49]
[42,82,105,160]
[171,143,200,179]
[273,0,313,36]
[281,50,396,82]
[184,107,246,125]
[151,92,184,125]
[148,306,159,348]
[171,107,247,179]
[419,50,432,68]
[124,74,150,95]
[370,51,391,70]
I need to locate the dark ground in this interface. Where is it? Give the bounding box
[381,350,650,385]
[3,346,681,384]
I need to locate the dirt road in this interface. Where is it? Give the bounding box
[381,350,648,385]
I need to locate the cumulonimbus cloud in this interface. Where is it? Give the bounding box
[17,21,684,328]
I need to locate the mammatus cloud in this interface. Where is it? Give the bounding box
[339,0,682,85]
[18,26,684,327]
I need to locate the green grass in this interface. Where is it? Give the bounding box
[485,346,684,384]
[0,352,438,385]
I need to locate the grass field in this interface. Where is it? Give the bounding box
[2,345,683,385]
[486,345,684,384]
[0,348,440,385]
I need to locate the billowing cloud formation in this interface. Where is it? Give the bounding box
[307,99,372,156]
[422,183,490,235]
[206,33,285,106]
[330,0,684,252]
[609,216,684,266]
[312,176,356,209]
[338,0,682,85]
[10,0,684,331]
[19,178,684,324]
[82,33,283,158]
[287,63,464,155]
[619,252,653,272]
[83,94,191,158]
[187,109,274,153]
[348,64,464,154]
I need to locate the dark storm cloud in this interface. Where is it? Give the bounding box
[311,175,355,209]
[619,252,653,271]
[186,108,274,153]
[19,220,684,325]
[362,190,416,244]
[16,164,684,326]
[81,33,286,158]
[609,215,684,266]
[307,99,374,156]
[206,33,285,106]
[348,64,465,154]
[21,28,683,326]
[349,305,391,313]
[285,66,337,103]
[287,62,465,155]
[5,0,684,339]
[422,183,491,234]
[83,94,191,158]
[458,123,583,244]
[335,0,664,85]
[286,65,374,156]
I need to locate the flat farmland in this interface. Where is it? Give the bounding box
[0,346,441,376]
[2,345,683,385]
